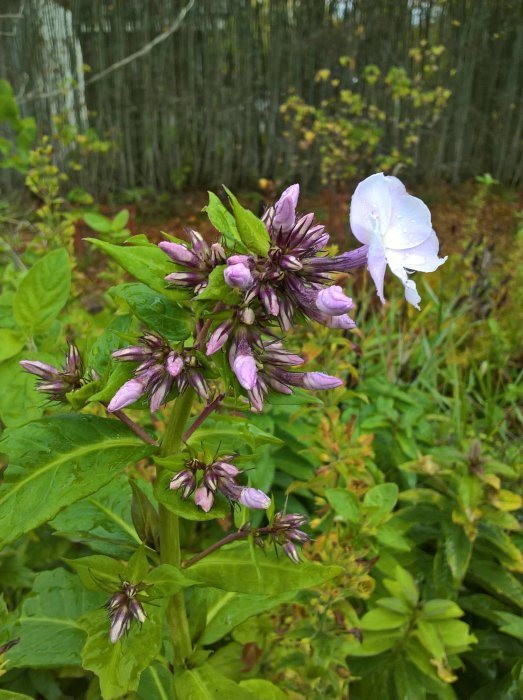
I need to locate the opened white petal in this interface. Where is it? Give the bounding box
[386,232,447,273]
[385,190,433,250]
[350,173,392,245]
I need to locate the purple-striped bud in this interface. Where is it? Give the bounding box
[248,383,266,412]
[210,243,226,265]
[239,307,255,325]
[165,271,204,287]
[170,470,197,498]
[188,371,210,400]
[188,229,207,256]
[232,353,258,390]
[19,360,57,380]
[273,184,299,232]
[238,487,271,510]
[112,347,149,362]
[107,378,147,411]
[279,513,308,528]
[206,321,233,356]
[316,286,353,316]
[283,541,300,563]
[194,486,214,512]
[328,314,356,330]
[166,352,184,377]
[213,460,241,478]
[303,372,343,390]
[280,255,303,271]
[260,286,280,316]
[129,598,147,624]
[149,376,173,412]
[224,263,253,290]
[158,241,200,267]
[110,606,131,644]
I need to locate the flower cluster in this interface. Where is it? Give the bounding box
[268,512,310,563]
[107,333,209,412]
[105,581,147,644]
[20,343,84,402]
[160,229,226,292]
[169,454,271,513]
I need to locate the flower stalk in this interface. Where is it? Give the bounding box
[158,387,195,667]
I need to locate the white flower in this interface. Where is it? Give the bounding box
[350,173,447,309]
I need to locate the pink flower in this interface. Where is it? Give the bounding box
[350,173,447,309]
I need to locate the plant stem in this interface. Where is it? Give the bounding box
[110,408,157,446]
[158,388,195,667]
[182,526,274,569]
[182,393,225,442]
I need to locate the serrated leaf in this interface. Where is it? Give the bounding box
[223,187,270,256]
[81,608,162,700]
[86,238,181,295]
[13,248,70,334]
[108,283,192,341]
[187,542,342,595]
[0,415,154,547]
[325,488,360,522]
[6,569,104,668]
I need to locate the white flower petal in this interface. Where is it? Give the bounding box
[386,232,447,273]
[385,191,433,250]
[350,173,392,245]
[367,237,388,303]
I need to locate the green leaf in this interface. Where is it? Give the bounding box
[239,680,288,700]
[65,555,125,592]
[195,588,295,645]
[88,361,135,404]
[84,212,113,233]
[86,238,181,295]
[12,249,71,335]
[137,662,174,700]
[223,187,270,256]
[420,599,464,621]
[363,483,398,513]
[0,328,24,362]
[50,475,141,556]
[0,692,35,700]
[88,314,132,376]
[195,266,240,305]
[383,566,419,608]
[342,630,404,657]
[204,192,244,250]
[416,619,445,660]
[174,663,256,700]
[6,569,104,668]
[144,564,197,597]
[443,522,472,584]
[325,488,360,522]
[0,356,44,428]
[468,558,523,609]
[80,607,162,700]
[112,209,130,230]
[0,415,154,547]
[154,468,230,522]
[109,283,192,341]
[187,542,342,595]
[359,607,409,631]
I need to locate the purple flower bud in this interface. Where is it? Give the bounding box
[194,486,214,513]
[170,470,196,498]
[303,372,343,390]
[328,314,356,330]
[165,271,204,287]
[112,347,149,362]
[210,243,226,265]
[166,352,184,377]
[273,184,299,232]
[238,487,271,510]
[38,380,68,394]
[187,371,210,400]
[283,541,300,563]
[206,321,233,355]
[129,598,147,624]
[280,513,308,528]
[228,254,251,265]
[289,528,310,543]
[66,343,82,372]
[316,286,353,316]
[158,241,200,268]
[213,460,241,478]
[232,353,258,390]
[110,606,131,644]
[280,255,303,271]
[107,378,147,412]
[149,376,173,412]
[239,307,255,325]
[19,360,57,380]
[248,383,266,412]
[224,262,253,290]
[260,286,280,316]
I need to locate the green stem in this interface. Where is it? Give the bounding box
[159,388,195,667]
